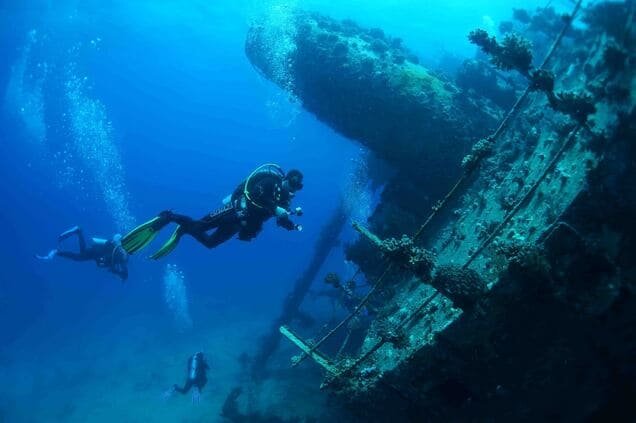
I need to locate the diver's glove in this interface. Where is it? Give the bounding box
[275,206,290,218]
[293,207,303,216]
[295,224,303,232]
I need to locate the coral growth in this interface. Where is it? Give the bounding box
[547,90,596,124]
[432,264,487,309]
[381,235,436,280]
[469,24,597,124]
[468,30,533,76]
[461,137,495,170]
[529,68,555,93]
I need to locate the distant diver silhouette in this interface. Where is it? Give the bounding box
[163,352,210,404]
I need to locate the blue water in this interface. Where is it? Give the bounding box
[0,1,568,421]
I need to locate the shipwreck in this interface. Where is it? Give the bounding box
[231,1,636,421]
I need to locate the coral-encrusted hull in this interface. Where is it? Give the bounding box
[245,11,498,172]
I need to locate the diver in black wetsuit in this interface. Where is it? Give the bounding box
[35,226,129,280]
[164,352,210,404]
[122,164,304,260]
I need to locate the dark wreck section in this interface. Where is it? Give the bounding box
[240,1,635,421]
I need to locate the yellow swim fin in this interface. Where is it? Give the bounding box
[150,226,182,260]
[122,216,165,254]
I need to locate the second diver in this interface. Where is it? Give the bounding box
[163,351,210,404]
[122,164,304,259]
[36,226,129,280]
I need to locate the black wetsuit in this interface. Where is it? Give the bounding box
[174,353,209,394]
[57,228,129,280]
[166,168,299,249]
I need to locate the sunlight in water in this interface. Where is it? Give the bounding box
[4,29,48,145]
[64,62,135,232]
[254,0,302,127]
[343,150,375,223]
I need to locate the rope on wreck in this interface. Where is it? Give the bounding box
[330,0,587,381]
[463,124,581,268]
[324,120,583,384]
[293,0,583,371]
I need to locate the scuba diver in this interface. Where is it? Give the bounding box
[35,226,129,281]
[163,352,210,404]
[122,164,304,260]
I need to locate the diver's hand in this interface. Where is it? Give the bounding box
[295,224,303,232]
[162,386,176,401]
[192,387,201,405]
[293,207,303,216]
[275,206,290,218]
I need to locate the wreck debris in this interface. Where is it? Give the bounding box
[281,326,337,373]
[353,222,487,309]
[250,203,347,378]
[243,1,635,420]
[352,222,435,281]
[276,0,588,379]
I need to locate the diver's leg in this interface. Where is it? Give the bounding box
[174,380,193,394]
[122,212,173,254]
[148,209,238,259]
[76,228,87,253]
[146,212,206,260]
[55,226,93,260]
[171,207,235,232]
[56,251,91,262]
[192,386,201,404]
[188,224,238,249]
[58,226,81,243]
[57,225,87,253]
[175,207,239,249]
[166,212,198,228]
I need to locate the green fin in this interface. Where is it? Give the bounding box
[122,216,164,254]
[150,226,182,260]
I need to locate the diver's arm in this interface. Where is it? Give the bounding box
[115,265,128,281]
[275,205,303,218]
[276,215,302,231]
[108,262,128,280]
[275,203,303,231]
[174,380,193,394]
